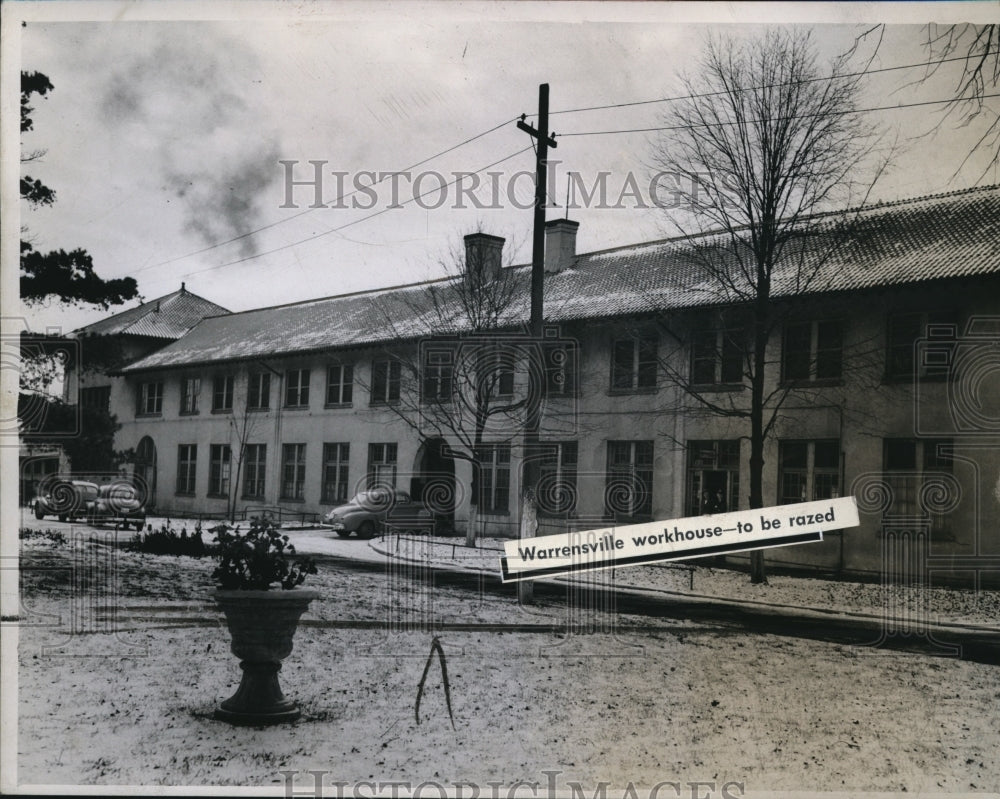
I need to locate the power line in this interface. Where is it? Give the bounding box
[144,51,992,276]
[557,92,1000,138]
[172,144,534,281]
[147,116,518,271]
[530,53,988,119]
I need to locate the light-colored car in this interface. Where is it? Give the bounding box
[89,482,147,530]
[324,489,433,538]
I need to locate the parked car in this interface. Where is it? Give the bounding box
[34,480,98,522]
[33,479,146,530]
[323,489,433,538]
[88,482,147,530]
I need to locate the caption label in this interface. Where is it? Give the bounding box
[500,496,860,582]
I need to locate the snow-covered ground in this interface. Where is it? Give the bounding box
[11,530,1000,793]
[356,533,1000,629]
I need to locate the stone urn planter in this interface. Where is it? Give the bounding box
[209,519,319,726]
[215,588,318,725]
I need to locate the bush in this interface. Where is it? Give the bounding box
[19,527,66,546]
[126,521,213,557]
[211,518,317,590]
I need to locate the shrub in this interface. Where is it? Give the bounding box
[19,527,66,546]
[126,521,213,557]
[211,518,317,590]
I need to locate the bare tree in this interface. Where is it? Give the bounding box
[651,29,890,583]
[922,23,1000,181]
[362,232,532,546]
[226,377,263,522]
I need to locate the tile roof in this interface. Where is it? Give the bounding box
[123,185,1000,373]
[75,286,229,340]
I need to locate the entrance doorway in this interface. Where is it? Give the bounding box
[687,440,740,515]
[411,438,456,532]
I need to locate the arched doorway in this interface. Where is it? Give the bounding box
[411,438,456,533]
[135,436,157,509]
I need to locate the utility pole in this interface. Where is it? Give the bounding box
[516,83,557,605]
[517,84,557,338]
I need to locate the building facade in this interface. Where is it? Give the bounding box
[60,284,229,490]
[112,187,1000,581]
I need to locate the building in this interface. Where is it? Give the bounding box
[48,285,229,489]
[113,186,1000,582]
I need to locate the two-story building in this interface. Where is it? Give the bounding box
[19,285,228,503]
[113,186,1000,582]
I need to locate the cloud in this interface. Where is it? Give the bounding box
[98,27,282,257]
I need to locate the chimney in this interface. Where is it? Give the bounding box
[464,233,504,286]
[544,218,579,274]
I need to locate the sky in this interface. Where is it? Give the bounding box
[6,1,1000,336]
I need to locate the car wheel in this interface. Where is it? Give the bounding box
[34,504,45,520]
[358,521,375,540]
[335,530,351,538]
[58,514,67,523]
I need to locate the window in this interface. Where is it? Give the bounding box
[605,440,654,520]
[691,321,743,386]
[538,441,578,516]
[686,440,740,515]
[248,371,271,410]
[208,444,232,497]
[422,346,454,403]
[243,444,267,499]
[325,364,353,406]
[611,335,657,391]
[137,381,163,415]
[882,438,954,536]
[887,311,959,381]
[371,359,401,404]
[176,444,197,495]
[179,377,200,415]
[285,369,310,408]
[322,443,350,503]
[367,443,398,489]
[782,319,843,382]
[212,375,234,412]
[778,440,840,505]
[474,443,511,515]
[281,443,307,500]
[545,342,577,397]
[476,346,515,399]
[80,386,111,412]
